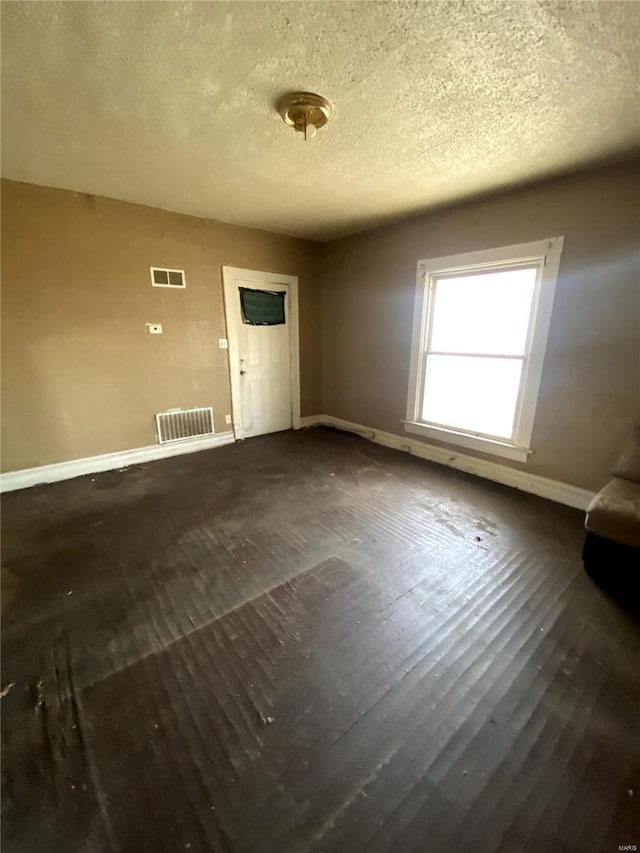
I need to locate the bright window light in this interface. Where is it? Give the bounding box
[430,268,537,356]
[423,267,537,439]
[405,237,564,461]
[422,354,524,438]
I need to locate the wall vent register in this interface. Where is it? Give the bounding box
[150,267,186,288]
[155,407,214,443]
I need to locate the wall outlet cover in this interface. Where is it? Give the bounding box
[219,338,229,349]
[146,323,163,335]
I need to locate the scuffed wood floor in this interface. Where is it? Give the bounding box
[2,427,639,852]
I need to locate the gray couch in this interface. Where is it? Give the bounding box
[583,426,640,599]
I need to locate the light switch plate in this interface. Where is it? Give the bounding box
[146,323,163,335]
[219,338,228,349]
[225,414,232,425]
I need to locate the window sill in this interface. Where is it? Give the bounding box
[403,421,531,462]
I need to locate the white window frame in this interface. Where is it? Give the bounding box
[405,237,564,462]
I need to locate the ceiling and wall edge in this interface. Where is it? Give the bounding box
[3,152,639,246]
[318,151,640,244]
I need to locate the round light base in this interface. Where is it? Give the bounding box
[277,92,332,135]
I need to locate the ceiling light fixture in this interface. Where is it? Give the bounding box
[277,92,332,141]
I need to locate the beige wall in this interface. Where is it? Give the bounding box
[1,180,322,472]
[3,163,639,489]
[321,160,640,492]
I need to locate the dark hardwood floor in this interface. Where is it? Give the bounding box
[2,427,639,853]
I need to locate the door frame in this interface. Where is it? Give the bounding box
[221,266,301,440]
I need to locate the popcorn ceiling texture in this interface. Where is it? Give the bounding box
[1,1,639,240]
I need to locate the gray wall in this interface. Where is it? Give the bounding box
[321,160,640,491]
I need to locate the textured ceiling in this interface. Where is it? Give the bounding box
[2,1,639,241]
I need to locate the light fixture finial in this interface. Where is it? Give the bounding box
[277,92,332,141]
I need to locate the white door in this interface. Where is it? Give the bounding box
[234,280,292,438]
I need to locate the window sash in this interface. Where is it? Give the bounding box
[420,353,526,441]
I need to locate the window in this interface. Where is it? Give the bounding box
[405,237,564,462]
[239,287,286,326]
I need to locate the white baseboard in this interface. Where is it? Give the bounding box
[317,415,594,511]
[298,415,324,429]
[1,417,594,511]
[0,432,235,493]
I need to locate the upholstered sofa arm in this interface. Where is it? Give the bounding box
[585,477,640,549]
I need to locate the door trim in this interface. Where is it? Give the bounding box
[222,266,301,440]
